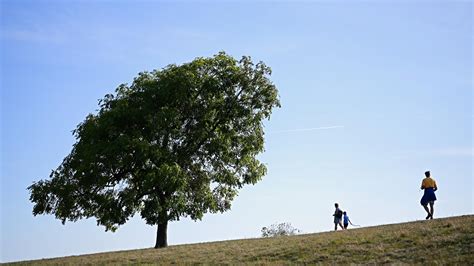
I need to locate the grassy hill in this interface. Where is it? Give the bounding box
[8,215,474,265]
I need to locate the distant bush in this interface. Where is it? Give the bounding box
[261,222,301,237]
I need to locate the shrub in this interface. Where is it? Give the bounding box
[261,222,301,237]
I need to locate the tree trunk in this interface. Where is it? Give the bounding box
[155,220,168,248]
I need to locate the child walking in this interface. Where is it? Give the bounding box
[343,211,353,229]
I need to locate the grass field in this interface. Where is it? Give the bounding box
[7,215,474,265]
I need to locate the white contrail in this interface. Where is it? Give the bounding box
[270,125,345,133]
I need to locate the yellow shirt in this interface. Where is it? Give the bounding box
[421,177,437,189]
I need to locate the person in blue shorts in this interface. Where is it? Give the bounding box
[420,171,438,219]
[333,203,344,231]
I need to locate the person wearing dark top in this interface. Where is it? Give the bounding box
[333,203,344,231]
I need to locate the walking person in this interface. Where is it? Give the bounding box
[420,171,438,219]
[342,211,353,229]
[333,203,344,231]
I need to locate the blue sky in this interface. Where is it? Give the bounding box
[1,0,472,262]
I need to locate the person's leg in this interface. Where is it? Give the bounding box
[423,204,431,219]
[334,223,337,231]
[339,221,344,230]
[429,201,434,219]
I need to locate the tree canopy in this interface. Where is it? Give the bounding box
[28,52,280,247]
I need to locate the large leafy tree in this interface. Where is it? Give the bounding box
[28,52,280,248]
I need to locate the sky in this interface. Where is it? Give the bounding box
[1,0,472,263]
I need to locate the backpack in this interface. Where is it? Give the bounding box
[336,209,343,218]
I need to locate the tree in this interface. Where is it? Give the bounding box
[28,52,280,248]
[261,223,301,237]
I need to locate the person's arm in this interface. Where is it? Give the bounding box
[434,180,438,191]
[421,180,425,190]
